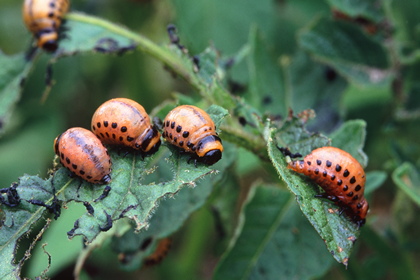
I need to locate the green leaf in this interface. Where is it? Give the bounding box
[392,162,420,206]
[171,0,278,55]
[0,176,55,279]
[214,184,333,280]
[266,118,361,265]
[326,0,384,22]
[299,16,391,87]
[61,146,216,243]
[388,0,420,52]
[329,119,368,167]
[361,226,420,280]
[110,141,237,270]
[286,51,347,132]
[271,114,331,155]
[247,26,286,116]
[0,52,33,136]
[395,62,420,120]
[24,203,86,278]
[206,104,230,129]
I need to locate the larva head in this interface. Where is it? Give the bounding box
[353,197,369,227]
[53,133,62,155]
[196,135,223,165]
[134,126,162,154]
[38,31,58,52]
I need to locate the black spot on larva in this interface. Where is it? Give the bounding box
[48,12,54,18]
[323,171,327,177]
[166,120,169,127]
[87,175,92,180]
[127,136,134,142]
[307,161,312,166]
[330,174,336,180]
[187,141,194,148]
[174,137,178,143]
[112,134,116,139]
[66,157,70,164]
[100,133,105,138]
[343,185,348,191]
[314,168,319,175]
[350,176,356,184]
[191,146,196,152]
[183,131,189,138]
[352,195,359,201]
[346,191,354,197]
[72,164,77,170]
[357,203,362,209]
[92,126,96,131]
[343,169,350,177]
[112,123,117,129]
[336,164,342,172]
[176,125,182,133]
[119,136,123,141]
[326,160,332,167]
[80,170,85,175]
[169,133,173,139]
[179,141,184,146]
[104,121,109,127]
[316,159,322,165]
[105,132,110,138]
[97,122,101,128]
[171,122,175,129]
[121,126,127,133]
[337,179,343,186]
[355,185,362,192]
[60,153,64,160]
[49,2,55,8]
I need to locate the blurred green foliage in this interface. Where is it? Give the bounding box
[1,0,420,279]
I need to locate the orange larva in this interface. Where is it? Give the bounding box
[162,105,223,165]
[144,238,172,266]
[91,98,161,155]
[23,0,70,52]
[287,146,368,227]
[54,127,111,184]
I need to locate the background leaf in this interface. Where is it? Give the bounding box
[0,175,55,279]
[0,52,33,136]
[299,16,391,87]
[326,0,384,21]
[392,162,420,206]
[247,26,286,116]
[214,184,333,280]
[286,51,348,133]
